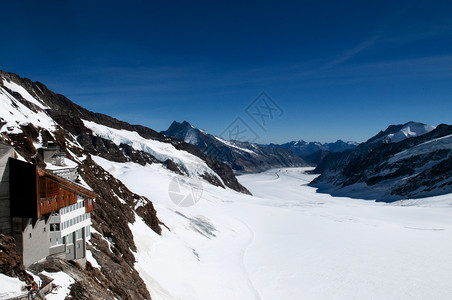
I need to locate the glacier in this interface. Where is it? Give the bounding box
[93,160,452,300]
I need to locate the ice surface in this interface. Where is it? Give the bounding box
[92,157,452,300]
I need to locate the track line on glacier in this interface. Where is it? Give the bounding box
[238,220,262,300]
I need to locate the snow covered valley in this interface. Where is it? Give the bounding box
[92,160,452,300]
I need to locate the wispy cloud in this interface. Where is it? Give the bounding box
[327,35,380,67]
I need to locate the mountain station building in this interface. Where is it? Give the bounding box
[0,142,95,266]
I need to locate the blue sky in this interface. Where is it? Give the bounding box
[1,0,452,143]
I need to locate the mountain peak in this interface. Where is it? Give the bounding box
[180,120,192,127]
[367,121,436,144]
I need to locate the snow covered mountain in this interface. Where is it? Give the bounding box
[162,120,308,172]
[0,70,249,298]
[311,122,452,201]
[366,121,436,144]
[268,139,358,164]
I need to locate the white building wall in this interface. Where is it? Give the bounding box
[60,195,91,237]
[22,217,50,267]
[48,193,92,261]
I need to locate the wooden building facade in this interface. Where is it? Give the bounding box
[2,155,96,266]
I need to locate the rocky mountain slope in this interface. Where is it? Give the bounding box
[162,120,309,173]
[311,121,452,201]
[0,70,250,298]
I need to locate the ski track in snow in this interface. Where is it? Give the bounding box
[238,220,261,300]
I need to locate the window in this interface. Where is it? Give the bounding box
[43,227,46,232]
[50,223,60,231]
[77,244,81,249]
[76,228,83,239]
[67,234,74,244]
[28,233,32,238]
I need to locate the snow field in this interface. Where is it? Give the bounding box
[93,158,452,300]
[0,274,26,299]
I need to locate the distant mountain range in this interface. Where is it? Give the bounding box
[311,121,452,201]
[161,121,308,173]
[267,139,358,165]
[161,121,357,172]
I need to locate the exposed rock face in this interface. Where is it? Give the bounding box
[311,123,452,201]
[162,120,308,173]
[29,256,118,300]
[0,234,33,284]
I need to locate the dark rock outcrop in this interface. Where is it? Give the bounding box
[29,256,118,300]
[0,234,33,284]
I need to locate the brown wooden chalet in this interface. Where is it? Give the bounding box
[9,158,95,219]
